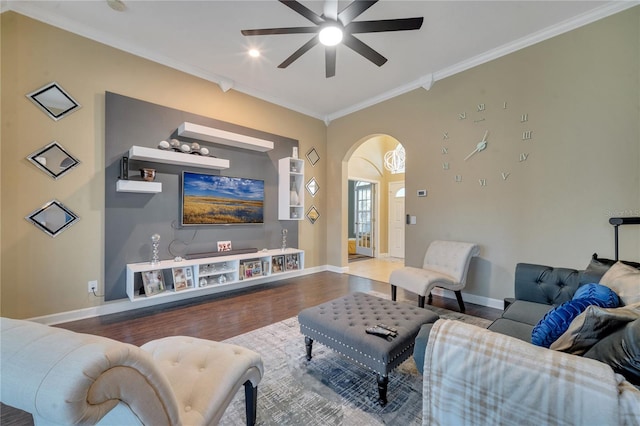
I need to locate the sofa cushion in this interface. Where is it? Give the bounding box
[584,318,640,386]
[500,300,554,326]
[550,302,640,355]
[600,261,640,306]
[487,318,535,342]
[413,323,434,375]
[531,297,617,348]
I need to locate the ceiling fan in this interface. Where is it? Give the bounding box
[241,0,424,78]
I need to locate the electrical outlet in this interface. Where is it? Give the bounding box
[88,280,98,293]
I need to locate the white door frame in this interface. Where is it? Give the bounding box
[388,181,405,258]
[349,177,380,258]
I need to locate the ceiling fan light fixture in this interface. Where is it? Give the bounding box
[319,24,343,46]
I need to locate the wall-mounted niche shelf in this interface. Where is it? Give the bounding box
[116,145,230,193]
[278,157,305,220]
[177,122,274,152]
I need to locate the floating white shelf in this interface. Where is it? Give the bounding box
[116,180,162,193]
[128,145,230,170]
[177,122,274,152]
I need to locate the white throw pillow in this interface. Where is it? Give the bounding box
[599,261,640,306]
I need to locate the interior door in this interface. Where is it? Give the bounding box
[388,181,405,258]
[355,181,374,257]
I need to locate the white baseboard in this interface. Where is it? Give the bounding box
[28,264,501,325]
[30,266,327,325]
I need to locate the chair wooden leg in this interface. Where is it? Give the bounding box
[454,291,466,313]
[391,285,397,301]
[418,295,425,308]
[243,381,258,426]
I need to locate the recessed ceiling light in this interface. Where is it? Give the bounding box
[249,49,260,58]
[106,0,127,12]
[319,24,343,47]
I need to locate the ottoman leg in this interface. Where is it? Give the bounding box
[305,336,314,361]
[455,290,466,313]
[391,285,397,301]
[377,374,388,406]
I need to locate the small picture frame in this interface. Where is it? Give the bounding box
[141,270,165,297]
[286,253,299,271]
[242,260,262,279]
[172,266,194,291]
[272,255,285,273]
[217,240,232,252]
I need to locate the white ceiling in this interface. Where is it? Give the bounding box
[5,1,636,122]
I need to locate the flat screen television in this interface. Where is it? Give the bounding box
[181,171,264,225]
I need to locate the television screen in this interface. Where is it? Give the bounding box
[181,171,264,225]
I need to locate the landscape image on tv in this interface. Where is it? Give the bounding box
[181,171,264,225]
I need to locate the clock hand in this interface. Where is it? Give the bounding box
[481,130,489,142]
[464,139,488,161]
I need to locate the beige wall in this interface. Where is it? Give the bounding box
[0,12,327,319]
[328,8,640,302]
[2,8,639,319]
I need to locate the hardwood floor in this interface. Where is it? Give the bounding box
[1,271,502,425]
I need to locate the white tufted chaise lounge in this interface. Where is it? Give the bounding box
[389,240,480,312]
[0,317,263,425]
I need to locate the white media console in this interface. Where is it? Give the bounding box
[126,248,304,303]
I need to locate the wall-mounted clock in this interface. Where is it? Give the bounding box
[439,101,534,187]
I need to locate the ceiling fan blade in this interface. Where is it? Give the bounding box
[338,0,377,25]
[242,27,319,36]
[342,33,387,67]
[347,17,424,34]
[325,46,336,78]
[323,0,338,21]
[278,36,319,69]
[279,0,324,25]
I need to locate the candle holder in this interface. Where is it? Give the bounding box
[281,228,288,251]
[150,234,160,264]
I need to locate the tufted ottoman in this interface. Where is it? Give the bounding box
[298,292,439,405]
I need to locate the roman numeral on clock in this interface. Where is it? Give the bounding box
[479,179,487,186]
[442,162,450,170]
[442,147,448,154]
[520,153,529,162]
[522,130,533,140]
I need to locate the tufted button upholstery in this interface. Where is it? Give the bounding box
[298,292,439,376]
[0,318,263,426]
[389,240,480,312]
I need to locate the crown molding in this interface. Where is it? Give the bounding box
[6,1,638,126]
[325,1,639,123]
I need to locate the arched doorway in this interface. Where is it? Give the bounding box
[344,135,405,280]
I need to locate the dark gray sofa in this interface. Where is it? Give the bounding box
[414,258,613,373]
[486,262,606,341]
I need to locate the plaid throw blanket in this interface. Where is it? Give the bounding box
[423,319,640,426]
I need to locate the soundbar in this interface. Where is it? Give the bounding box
[187,248,258,259]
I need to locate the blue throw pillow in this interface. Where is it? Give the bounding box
[531,298,615,348]
[573,283,620,307]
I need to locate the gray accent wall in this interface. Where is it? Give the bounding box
[105,92,298,301]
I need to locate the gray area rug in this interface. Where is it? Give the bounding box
[219,299,491,425]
